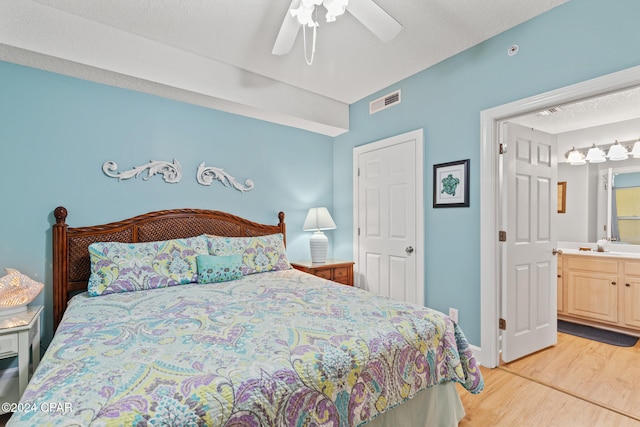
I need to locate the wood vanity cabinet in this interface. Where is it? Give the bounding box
[558,254,640,335]
[566,256,618,324]
[623,261,640,329]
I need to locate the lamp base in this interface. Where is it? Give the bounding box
[0,305,27,317]
[309,231,328,264]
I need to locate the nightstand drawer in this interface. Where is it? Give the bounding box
[332,276,351,285]
[0,334,18,358]
[290,260,355,287]
[333,267,349,280]
[315,269,333,280]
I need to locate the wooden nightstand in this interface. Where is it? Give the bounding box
[0,305,43,412]
[291,259,355,286]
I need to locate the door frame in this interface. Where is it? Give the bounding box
[353,129,425,304]
[480,65,640,368]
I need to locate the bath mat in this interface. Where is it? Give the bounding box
[558,320,638,347]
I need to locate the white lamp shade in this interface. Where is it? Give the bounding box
[303,207,337,231]
[303,207,336,263]
[607,142,628,161]
[585,145,606,163]
[566,148,586,165]
[632,141,640,158]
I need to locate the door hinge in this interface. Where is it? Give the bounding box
[358,168,360,177]
[358,227,360,236]
[499,143,506,154]
[499,318,507,330]
[499,230,507,242]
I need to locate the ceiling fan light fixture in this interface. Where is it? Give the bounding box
[291,1,321,27]
[274,0,400,64]
[324,0,349,22]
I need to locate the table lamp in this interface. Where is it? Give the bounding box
[303,207,337,264]
[0,268,44,316]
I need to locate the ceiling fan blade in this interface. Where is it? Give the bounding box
[347,0,401,42]
[272,0,302,56]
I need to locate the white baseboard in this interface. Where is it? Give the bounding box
[469,344,484,367]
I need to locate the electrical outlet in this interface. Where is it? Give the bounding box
[449,308,459,323]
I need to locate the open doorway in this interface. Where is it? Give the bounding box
[480,65,640,369]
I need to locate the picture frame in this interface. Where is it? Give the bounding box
[433,159,470,208]
[557,181,567,214]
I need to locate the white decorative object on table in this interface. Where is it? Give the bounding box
[303,207,337,264]
[0,269,44,316]
[597,239,608,252]
[196,162,254,192]
[102,160,182,183]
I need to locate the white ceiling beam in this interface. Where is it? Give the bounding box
[0,0,349,137]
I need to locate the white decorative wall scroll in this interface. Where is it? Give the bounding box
[196,162,255,192]
[102,160,182,183]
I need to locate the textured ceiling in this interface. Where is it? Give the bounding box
[1,0,571,135]
[510,85,640,135]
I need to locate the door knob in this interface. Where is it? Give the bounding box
[552,248,563,255]
[405,246,414,255]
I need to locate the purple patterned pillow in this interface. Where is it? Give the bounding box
[88,236,209,296]
[207,234,291,275]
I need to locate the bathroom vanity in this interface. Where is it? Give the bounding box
[558,251,640,336]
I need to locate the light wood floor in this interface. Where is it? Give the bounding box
[458,332,640,426]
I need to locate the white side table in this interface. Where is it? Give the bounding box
[0,305,43,399]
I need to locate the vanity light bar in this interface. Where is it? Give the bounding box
[566,137,640,165]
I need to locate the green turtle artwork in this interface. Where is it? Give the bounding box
[441,173,460,196]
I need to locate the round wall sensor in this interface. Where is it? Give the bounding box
[508,45,519,56]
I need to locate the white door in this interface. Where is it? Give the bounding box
[353,130,424,305]
[501,122,558,362]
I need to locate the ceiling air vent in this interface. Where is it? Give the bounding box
[537,107,562,116]
[369,90,401,115]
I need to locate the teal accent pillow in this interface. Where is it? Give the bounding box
[88,236,209,296]
[197,254,243,284]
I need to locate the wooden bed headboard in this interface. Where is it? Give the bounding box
[52,206,286,330]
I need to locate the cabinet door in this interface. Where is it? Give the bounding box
[623,277,640,328]
[566,271,618,323]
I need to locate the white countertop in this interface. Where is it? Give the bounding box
[558,241,640,259]
[559,248,640,259]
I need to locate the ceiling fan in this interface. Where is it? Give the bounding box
[272,0,402,64]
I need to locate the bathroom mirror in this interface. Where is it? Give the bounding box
[558,157,640,244]
[608,165,640,244]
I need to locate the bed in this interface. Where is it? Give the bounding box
[8,207,483,426]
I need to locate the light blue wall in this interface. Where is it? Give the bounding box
[3,0,640,355]
[0,61,334,349]
[333,0,640,345]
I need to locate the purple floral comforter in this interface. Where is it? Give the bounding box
[9,269,483,426]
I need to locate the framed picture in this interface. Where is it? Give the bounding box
[557,181,567,213]
[433,159,470,208]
